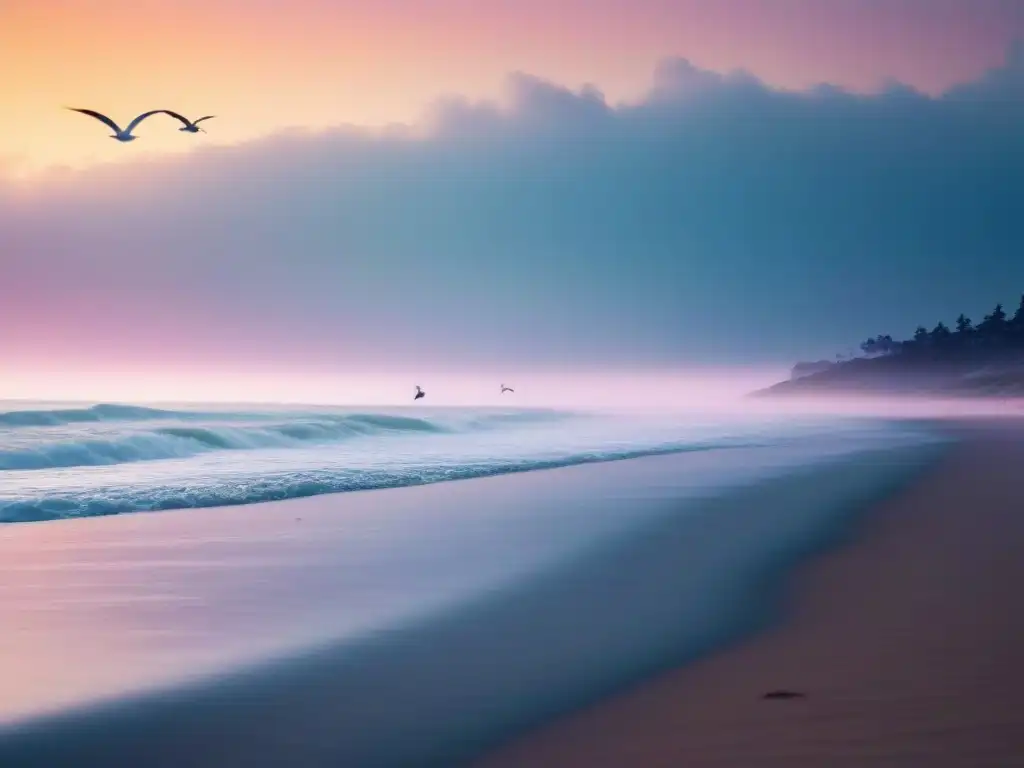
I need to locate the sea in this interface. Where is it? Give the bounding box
[0,400,951,765]
[0,400,941,523]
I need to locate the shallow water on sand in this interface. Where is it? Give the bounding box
[0,421,947,765]
[0,400,929,522]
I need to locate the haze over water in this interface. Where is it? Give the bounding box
[2,0,1022,764]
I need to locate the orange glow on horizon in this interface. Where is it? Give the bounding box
[1,0,1017,174]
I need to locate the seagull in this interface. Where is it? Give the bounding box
[500,384,515,394]
[159,111,216,134]
[65,108,168,142]
[414,386,425,401]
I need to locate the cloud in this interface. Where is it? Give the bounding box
[2,44,1024,372]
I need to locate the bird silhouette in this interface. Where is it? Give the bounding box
[160,111,216,134]
[414,386,425,401]
[65,108,169,142]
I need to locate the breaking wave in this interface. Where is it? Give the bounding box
[0,403,187,427]
[0,440,768,523]
[0,406,575,471]
[0,401,939,525]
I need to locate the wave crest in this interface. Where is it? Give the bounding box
[0,407,574,471]
[0,403,184,427]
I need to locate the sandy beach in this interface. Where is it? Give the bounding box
[0,424,940,767]
[475,421,1024,767]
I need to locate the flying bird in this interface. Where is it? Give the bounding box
[160,111,216,133]
[414,386,426,401]
[500,384,515,394]
[65,108,168,142]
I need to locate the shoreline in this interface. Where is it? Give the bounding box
[474,420,1024,767]
[0,429,941,766]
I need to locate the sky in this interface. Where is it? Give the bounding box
[3,0,1023,171]
[1,0,1023,401]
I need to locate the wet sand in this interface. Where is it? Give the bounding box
[0,434,940,766]
[476,422,1024,767]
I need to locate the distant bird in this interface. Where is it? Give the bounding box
[160,111,216,133]
[414,386,425,401]
[65,108,169,142]
[500,384,515,394]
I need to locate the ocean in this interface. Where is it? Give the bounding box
[0,400,937,523]
[0,400,950,765]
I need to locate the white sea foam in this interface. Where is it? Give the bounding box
[0,401,933,522]
[0,424,948,765]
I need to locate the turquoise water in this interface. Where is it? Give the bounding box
[0,401,932,522]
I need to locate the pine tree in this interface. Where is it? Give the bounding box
[981,303,1007,329]
[930,321,951,343]
[1012,294,1024,328]
[978,303,1008,347]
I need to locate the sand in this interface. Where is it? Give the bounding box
[0,431,940,766]
[475,422,1024,767]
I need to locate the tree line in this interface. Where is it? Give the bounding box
[859,294,1024,358]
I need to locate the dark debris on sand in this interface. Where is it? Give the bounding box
[761,690,806,700]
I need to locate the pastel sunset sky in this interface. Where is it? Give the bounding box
[4,0,1022,170]
[1,0,1023,401]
